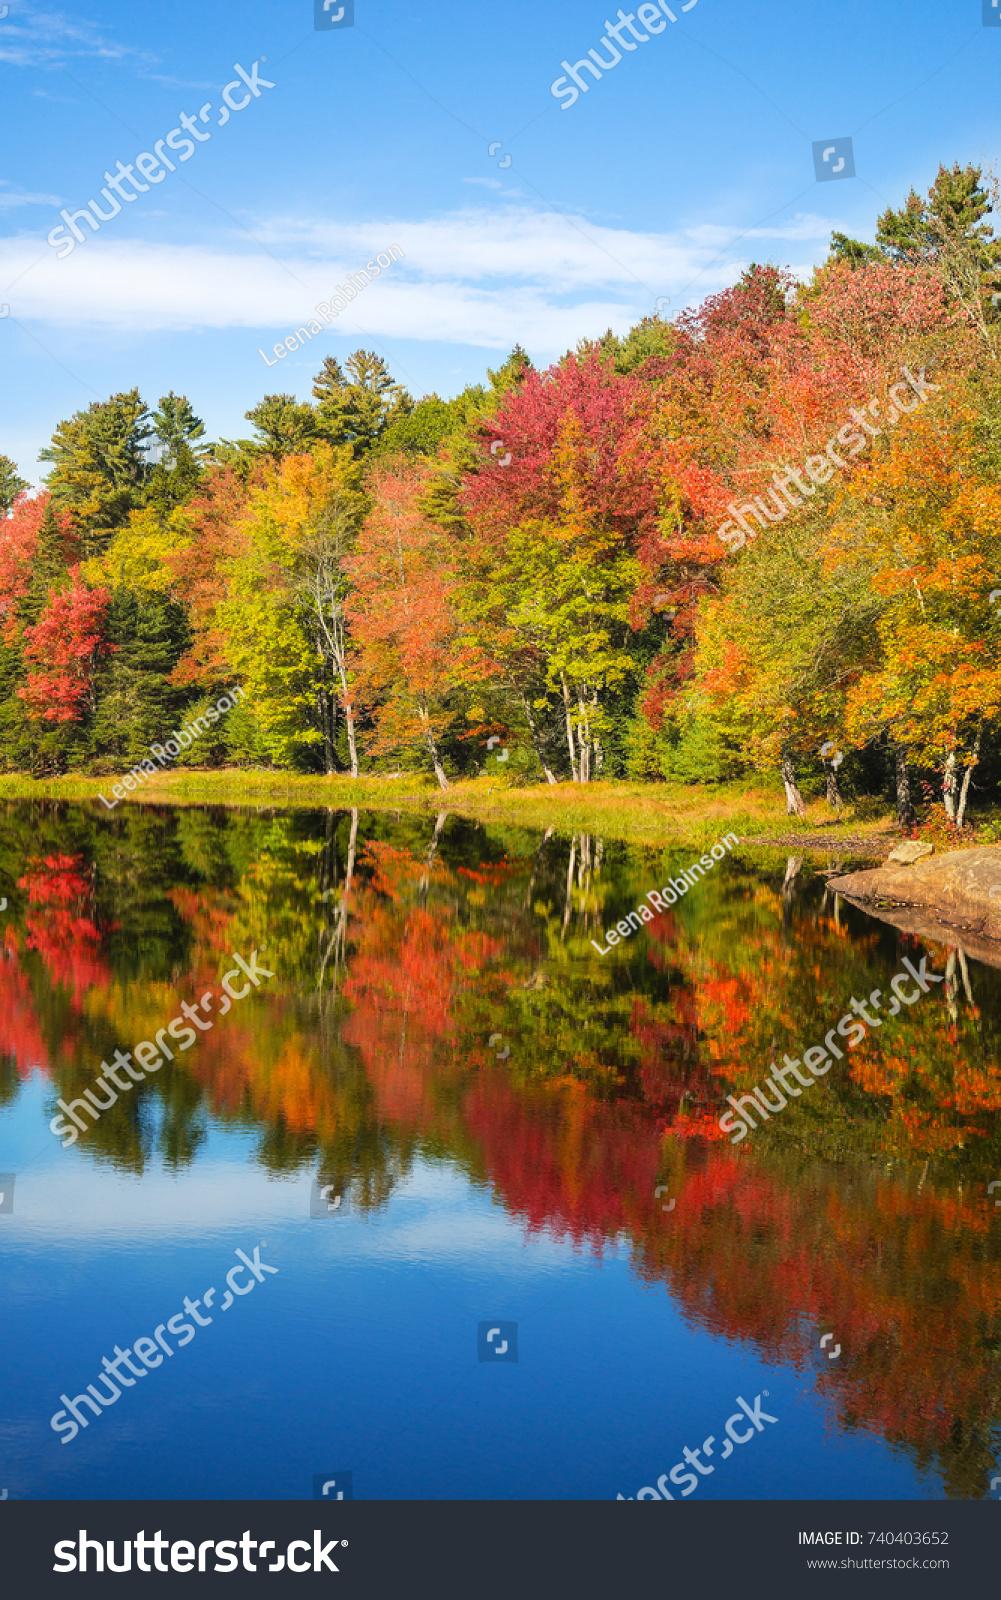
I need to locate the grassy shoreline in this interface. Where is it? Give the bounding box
[0,769,908,852]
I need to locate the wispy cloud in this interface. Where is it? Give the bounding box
[0,203,822,348]
[140,73,218,91]
[0,1,156,70]
[0,181,63,209]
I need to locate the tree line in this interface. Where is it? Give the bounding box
[4,161,1001,821]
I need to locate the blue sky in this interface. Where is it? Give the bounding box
[0,0,997,482]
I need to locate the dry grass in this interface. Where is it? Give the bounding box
[0,769,903,851]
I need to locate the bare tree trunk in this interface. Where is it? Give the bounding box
[943,748,958,821]
[519,690,558,784]
[893,741,915,830]
[419,703,449,791]
[578,697,592,784]
[591,688,603,778]
[337,660,359,778]
[956,725,982,830]
[317,684,336,774]
[780,754,807,818]
[561,673,580,783]
[821,758,842,810]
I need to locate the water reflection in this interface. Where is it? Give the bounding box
[1,801,1000,1498]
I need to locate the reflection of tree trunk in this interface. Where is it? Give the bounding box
[346,806,358,885]
[420,809,449,900]
[562,837,577,937]
[318,808,358,995]
[957,946,974,1007]
[519,690,558,784]
[427,809,448,865]
[780,754,807,818]
[525,825,554,908]
[561,674,580,783]
[956,724,981,830]
[945,949,959,1023]
[893,741,915,830]
[782,856,802,927]
[782,856,802,894]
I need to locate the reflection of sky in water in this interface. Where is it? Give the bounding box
[0,808,998,1501]
[1,1094,925,1503]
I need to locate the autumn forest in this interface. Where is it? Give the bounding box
[3,163,1001,824]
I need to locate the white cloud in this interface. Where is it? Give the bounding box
[0,1,155,69]
[0,203,825,350]
[0,183,63,209]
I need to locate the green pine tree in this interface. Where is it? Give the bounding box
[0,453,29,513]
[39,389,152,556]
[146,392,210,512]
[313,350,412,458]
[89,588,194,766]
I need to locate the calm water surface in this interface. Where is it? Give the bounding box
[1,802,999,1502]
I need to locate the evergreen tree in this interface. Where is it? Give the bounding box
[90,588,193,765]
[875,163,1001,271]
[0,453,28,513]
[313,350,412,458]
[39,389,152,555]
[145,392,209,513]
[239,393,319,461]
[487,345,533,396]
[828,231,885,269]
[19,502,72,627]
[371,394,464,460]
[874,163,1001,331]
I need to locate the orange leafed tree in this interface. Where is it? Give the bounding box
[346,459,470,788]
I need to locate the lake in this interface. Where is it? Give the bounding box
[1,802,999,1502]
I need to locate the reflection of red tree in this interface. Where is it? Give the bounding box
[0,936,50,1078]
[17,853,114,1002]
[342,885,503,1128]
[465,1071,666,1247]
[168,887,239,960]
